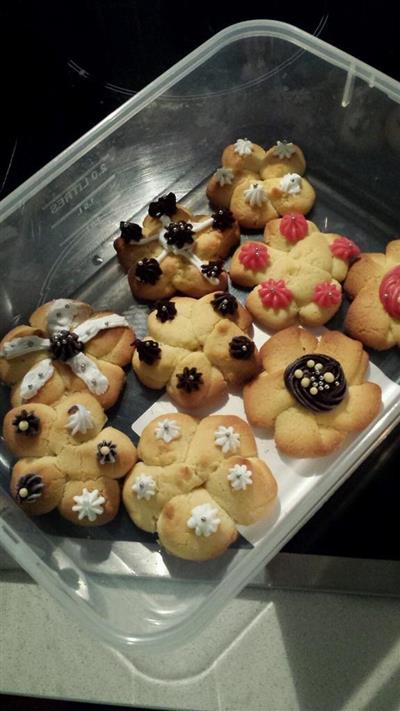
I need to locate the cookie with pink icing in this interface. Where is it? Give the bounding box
[344,239,400,350]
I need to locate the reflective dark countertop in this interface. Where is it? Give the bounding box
[0,1,399,574]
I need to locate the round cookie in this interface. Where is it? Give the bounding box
[230,178,278,229]
[206,168,255,208]
[259,142,306,179]
[222,139,266,173]
[123,461,204,533]
[137,413,198,467]
[3,403,56,458]
[167,351,228,410]
[157,489,238,561]
[10,457,66,516]
[48,392,107,454]
[203,319,261,385]
[264,215,319,252]
[205,456,278,525]
[59,477,120,527]
[56,426,138,480]
[265,174,316,215]
[185,414,258,477]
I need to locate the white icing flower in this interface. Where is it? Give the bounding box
[234,138,253,156]
[227,464,253,491]
[214,425,241,454]
[215,167,235,186]
[280,173,302,195]
[66,404,95,436]
[72,488,106,522]
[187,503,220,537]
[132,474,157,501]
[244,183,267,208]
[154,419,181,444]
[274,140,296,159]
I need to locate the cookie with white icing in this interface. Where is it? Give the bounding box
[123,413,277,560]
[6,394,137,526]
[205,456,277,526]
[259,142,306,179]
[114,191,240,301]
[0,299,135,411]
[123,461,204,533]
[206,139,315,229]
[157,489,238,561]
[59,478,121,527]
[132,293,260,409]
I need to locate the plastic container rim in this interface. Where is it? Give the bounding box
[1,19,400,652]
[1,18,400,223]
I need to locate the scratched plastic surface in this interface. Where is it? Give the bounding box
[0,21,400,653]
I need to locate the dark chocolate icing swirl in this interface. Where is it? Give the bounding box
[97,440,117,464]
[153,300,177,323]
[16,474,44,504]
[212,208,235,230]
[135,257,162,284]
[148,192,177,218]
[284,354,346,413]
[211,292,238,316]
[119,221,142,243]
[229,336,255,360]
[200,260,223,280]
[12,409,40,436]
[50,330,84,361]
[135,339,161,365]
[164,221,194,249]
[176,367,203,393]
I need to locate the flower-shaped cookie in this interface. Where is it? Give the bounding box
[123,413,277,561]
[0,299,134,410]
[131,293,261,409]
[3,392,137,526]
[230,244,342,332]
[114,192,240,300]
[243,326,382,458]
[344,239,400,350]
[206,138,315,229]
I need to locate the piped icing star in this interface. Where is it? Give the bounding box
[187,503,221,536]
[132,473,157,501]
[244,182,267,208]
[274,141,296,159]
[280,173,302,195]
[215,167,235,186]
[227,463,253,491]
[214,425,240,454]
[16,474,44,503]
[72,488,106,522]
[154,419,181,444]
[66,404,95,436]
[12,410,40,436]
[234,138,253,156]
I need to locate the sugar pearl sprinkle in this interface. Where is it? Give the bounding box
[294,362,337,395]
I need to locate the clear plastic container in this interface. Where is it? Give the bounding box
[1,20,400,651]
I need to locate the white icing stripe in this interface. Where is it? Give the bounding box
[0,335,50,360]
[67,353,109,395]
[155,248,168,263]
[20,358,54,400]
[191,217,214,233]
[46,299,92,335]
[74,314,129,344]
[186,252,219,284]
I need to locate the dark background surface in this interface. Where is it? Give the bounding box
[0,2,399,709]
[0,2,399,567]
